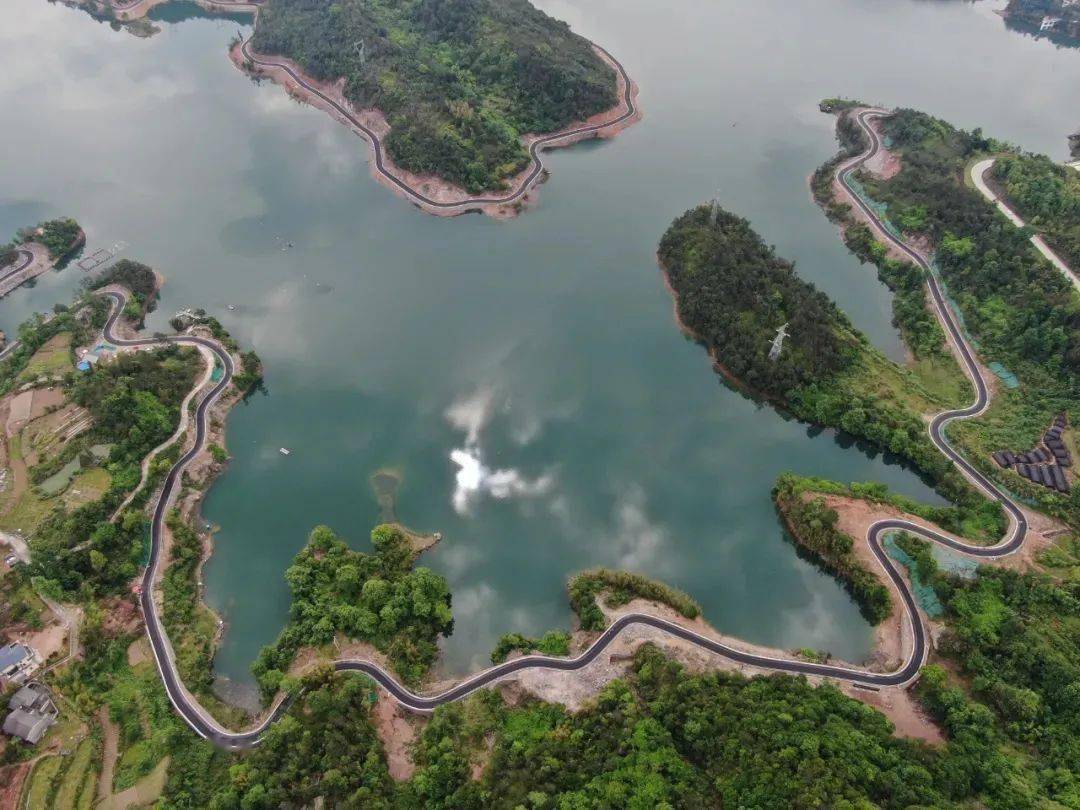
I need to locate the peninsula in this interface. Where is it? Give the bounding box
[813,103,1079,531]
[0,218,84,300]
[62,0,640,217]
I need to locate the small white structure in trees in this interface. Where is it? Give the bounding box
[768,323,789,362]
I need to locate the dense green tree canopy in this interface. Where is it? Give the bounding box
[872,109,1080,388]
[252,523,454,697]
[658,205,855,400]
[252,0,616,192]
[992,152,1080,271]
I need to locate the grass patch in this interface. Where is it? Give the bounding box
[103,757,168,809]
[22,332,73,380]
[568,569,700,631]
[0,441,56,535]
[53,738,96,810]
[1037,534,1080,583]
[62,467,111,509]
[114,741,163,792]
[23,756,63,808]
[491,630,571,664]
[908,352,973,408]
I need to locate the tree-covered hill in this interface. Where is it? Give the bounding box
[657,204,999,536]
[658,205,855,400]
[251,0,617,193]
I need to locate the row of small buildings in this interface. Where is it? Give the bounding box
[1,642,57,745]
[993,413,1072,493]
[2,682,57,745]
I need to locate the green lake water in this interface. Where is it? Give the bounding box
[2,0,1078,699]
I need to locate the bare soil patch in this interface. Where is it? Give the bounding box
[24,621,68,662]
[372,696,418,781]
[863,117,902,180]
[0,761,33,810]
[127,636,151,667]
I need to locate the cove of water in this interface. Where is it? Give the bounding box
[3,0,1077,694]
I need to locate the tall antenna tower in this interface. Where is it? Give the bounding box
[709,192,721,226]
[768,322,789,362]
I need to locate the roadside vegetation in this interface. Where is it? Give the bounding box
[815,105,1080,529]
[659,203,1003,538]
[490,630,570,663]
[172,636,1077,808]
[251,0,616,192]
[568,568,700,631]
[990,152,1080,270]
[251,524,453,699]
[773,475,891,623]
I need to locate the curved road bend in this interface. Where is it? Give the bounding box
[0,249,34,288]
[237,32,637,213]
[112,110,1029,749]
[107,0,637,211]
[0,249,38,359]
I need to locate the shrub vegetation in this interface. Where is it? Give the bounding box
[252,0,617,192]
[252,523,453,698]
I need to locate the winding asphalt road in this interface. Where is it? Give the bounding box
[0,249,38,360]
[108,109,1030,749]
[0,249,33,288]
[236,21,637,213]
[106,0,636,211]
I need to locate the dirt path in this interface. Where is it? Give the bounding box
[97,707,119,802]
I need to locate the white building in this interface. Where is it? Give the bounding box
[0,642,42,686]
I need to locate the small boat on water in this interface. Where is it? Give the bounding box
[279,447,291,456]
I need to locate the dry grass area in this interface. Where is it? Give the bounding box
[99,757,168,810]
[23,332,74,380]
[62,467,111,509]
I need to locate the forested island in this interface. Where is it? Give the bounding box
[250,0,619,193]
[1002,0,1080,42]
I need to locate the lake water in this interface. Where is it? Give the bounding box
[3,0,1078,694]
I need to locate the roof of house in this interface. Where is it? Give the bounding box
[2,708,54,744]
[9,683,53,713]
[0,643,30,672]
